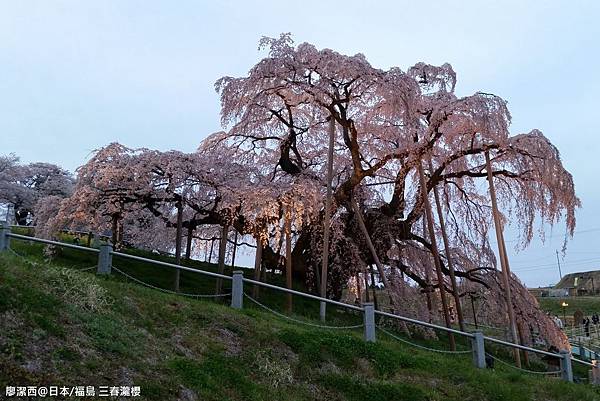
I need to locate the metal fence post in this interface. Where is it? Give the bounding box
[363,302,376,342]
[231,270,243,309]
[97,244,112,274]
[0,221,10,252]
[591,360,600,386]
[559,349,573,382]
[471,331,486,369]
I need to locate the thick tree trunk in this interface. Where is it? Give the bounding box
[117,220,124,247]
[111,214,119,247]
[185,225,194,260]
[290,231,309,281]
[215,224,229,294]
[351,198,391,289]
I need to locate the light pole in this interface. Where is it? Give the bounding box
[562,301,569,326]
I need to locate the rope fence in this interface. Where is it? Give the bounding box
[2,228,597,385]
[9,247,32,260]
[112,266,231,299]
[377,326,472,354]
[485,352,562,375]
[243,292,363,330]
[9,247,97,273]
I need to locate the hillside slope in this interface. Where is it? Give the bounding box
[1,250,599,401]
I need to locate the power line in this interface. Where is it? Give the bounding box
[512,256,600,270]
[497,227,600,244]
[513,258,600,273]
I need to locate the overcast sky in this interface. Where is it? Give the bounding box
[1,0,599,287]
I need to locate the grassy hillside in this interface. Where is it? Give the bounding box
[538,296,600,319]
[1,243,599,400]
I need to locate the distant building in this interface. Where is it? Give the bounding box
[555,270,600,296]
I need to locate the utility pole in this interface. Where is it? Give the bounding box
[556,250,563,280]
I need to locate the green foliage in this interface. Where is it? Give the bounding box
[538,296,600,316]
[169,353,267,401]
[45,266,113,313]
[320,373,429,401]
[279,328,424,376]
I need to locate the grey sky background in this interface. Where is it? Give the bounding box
[1,1,599,287]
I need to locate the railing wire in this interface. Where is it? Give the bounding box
[9,247,97,272]
[243,292,363,330]
[3,233,589,373]
[112,266,230,298]
[485,353,562,375]
[377,326,472,354]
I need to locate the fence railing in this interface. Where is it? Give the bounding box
[1,223,597,384]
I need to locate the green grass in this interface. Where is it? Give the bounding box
[1,242,600,400]
[538,296,600,319]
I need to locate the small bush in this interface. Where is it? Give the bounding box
[254,351,294,388]
[45,267,112,313]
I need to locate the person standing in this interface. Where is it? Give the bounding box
[584,317,591,337]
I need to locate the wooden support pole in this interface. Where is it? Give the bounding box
[320,116,336,322]
[485,151,521,368]
[417,161,456,350]
[252,237,263,298]
[231,230,238,268]
[363,270,371,303]
[215,224,229,294]
[285,206,293,313]
[174,201,183,292]
[429,159,466,332]
[517,321,530,367]
[351,198,392,292]
[208,238,215,264]
[422,217,434,321]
